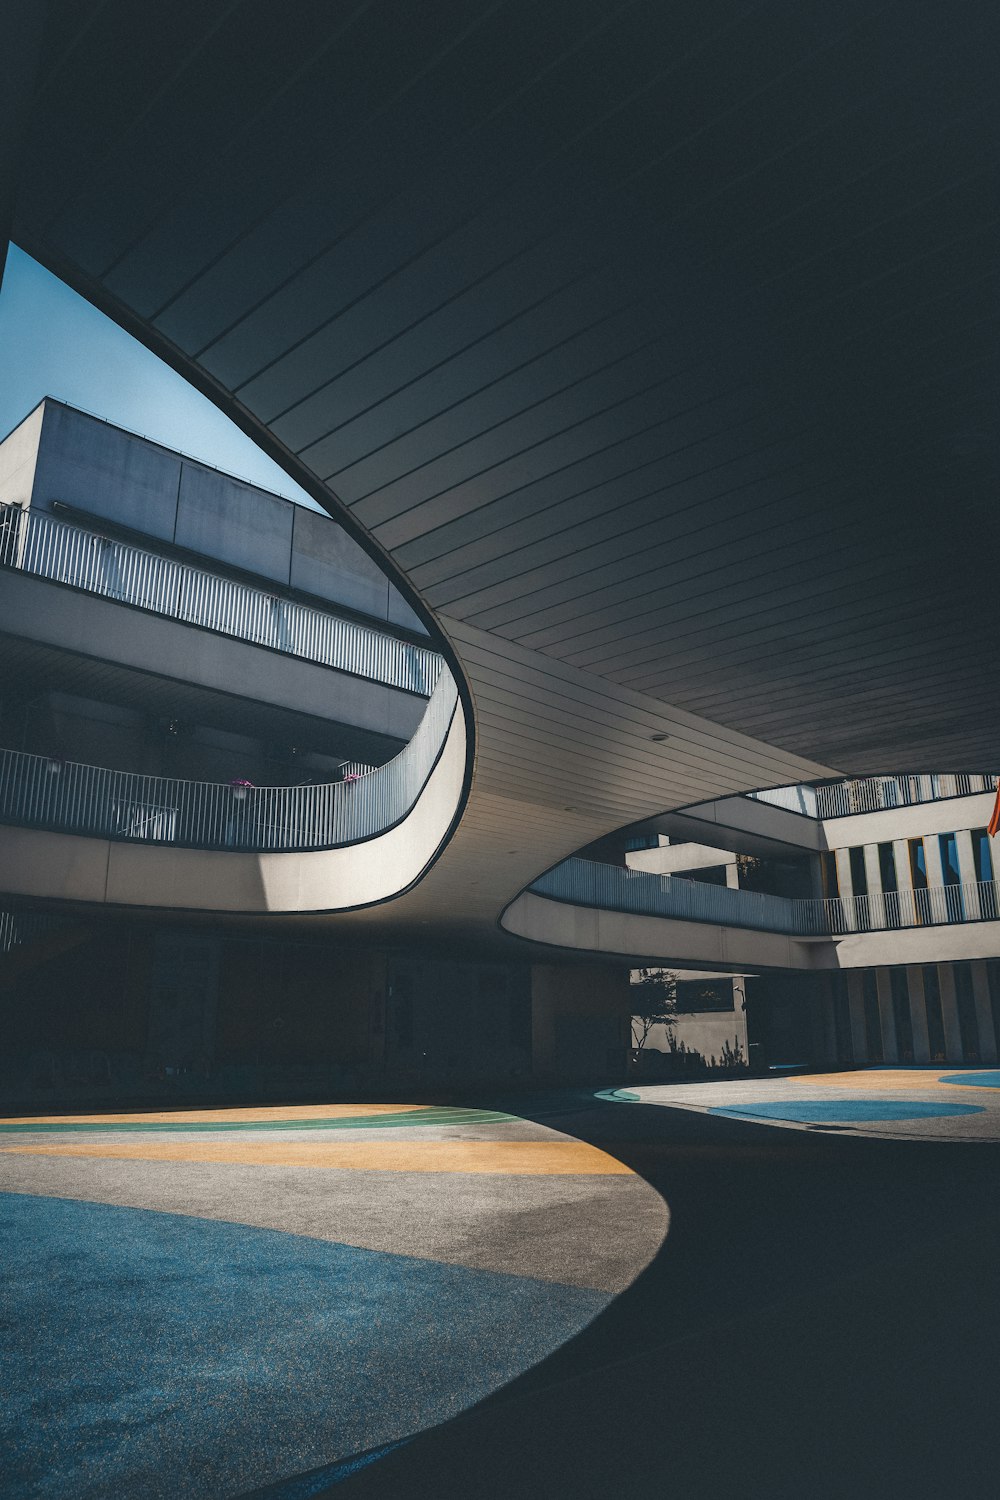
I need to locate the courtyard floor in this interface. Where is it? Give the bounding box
[2,1069,998,1499]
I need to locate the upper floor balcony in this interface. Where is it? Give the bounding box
[0,500,443,699]
[0,669,458,855]
[529,857,1000,940]
[750,772,997,821]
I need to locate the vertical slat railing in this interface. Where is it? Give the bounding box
[748,774,997,819]
[0,671,457,853]
[529,859,1000,938]
[0,500,442,696]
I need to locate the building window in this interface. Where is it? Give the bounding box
[820,851,839,900]
[939,833,965,921]
[862,971,882,1063]
[971,829,997,918]
[890,969,913,1061]
[923,966,946,1061]
[972,828,994,882]
[939,832,961,883]
[849,846,868,897]
[987,960,1000,1058]
[953,962,980,1062]
[910,840,929,924]
[878,843,900,926]
[850,847,870,929]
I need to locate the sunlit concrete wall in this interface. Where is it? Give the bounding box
[1,398,425,633]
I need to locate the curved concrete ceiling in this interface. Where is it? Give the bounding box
[5,1,999,944]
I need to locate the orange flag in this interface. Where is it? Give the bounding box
[989,778,1000,838]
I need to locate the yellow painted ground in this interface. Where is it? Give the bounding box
[795,1070,1000,1093]
[0,1103,426,1126]
[0,1138,632,1175]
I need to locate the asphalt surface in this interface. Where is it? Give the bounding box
[0,1100,664,1499]
[326,1074,1000,1500]
[3,1073,999,1499]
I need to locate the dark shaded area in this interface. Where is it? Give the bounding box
[316,1097,1000,1500]
[12,0,1000,770]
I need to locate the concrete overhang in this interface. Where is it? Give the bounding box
[0,568,424,760]
[4,3,997,945]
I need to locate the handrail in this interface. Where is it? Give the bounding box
[0,500,443,697]
[814,773,998,819]
[0,670,458,853]
[529,858,1000,936]
[747,773,997,820]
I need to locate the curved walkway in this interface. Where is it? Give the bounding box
[0,670,468,914]
[0,1099,666,1499]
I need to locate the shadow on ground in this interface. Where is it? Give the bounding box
[279,1092,1000,1500]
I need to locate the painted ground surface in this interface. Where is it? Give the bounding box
[0,1100,666,1500]
[619,1067,1000,1139]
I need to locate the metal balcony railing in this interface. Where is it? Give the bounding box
[745,784,819,817]
[0,501,443,697]
[747,773,997,820]
[0,671,458,853]
[529,858,1000,937]
[813,773,997,819]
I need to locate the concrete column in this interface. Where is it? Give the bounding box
[923,835,946,889]
[904,965,931,1064]
[875,968,899,1063]
[847,971,868,1063]
[835,847,857,931]
[863,843,885,929]
[955,829,982,920]
[971,960,998,1062]
[893,841,915,895]
[725,863,740,891]
[937,964,965,1061]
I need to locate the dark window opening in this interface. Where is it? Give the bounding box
[862,971,882,1063]
[849,846,869,898]
[954,962,979,1062]
[890,969,914,1061]
[820,852,839,900]
[923,966,946,1061]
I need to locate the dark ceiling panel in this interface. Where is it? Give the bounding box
[12,0,1000,801]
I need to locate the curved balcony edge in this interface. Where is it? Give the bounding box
[500,888,816,972]
[503,858,1000,972]
[0,675,470,915]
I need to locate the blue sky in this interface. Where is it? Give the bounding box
[0,246,319,509]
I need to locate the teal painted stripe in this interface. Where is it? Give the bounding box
[0,1107,520,1135]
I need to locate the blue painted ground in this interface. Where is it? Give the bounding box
[0,1194,608,1500]
[709,1100,985,1123]
[940,1072,1000,1088]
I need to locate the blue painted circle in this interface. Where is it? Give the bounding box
[0,1194,609,1500]
[709,1099,984,1123]
[939,1071,1000,1088]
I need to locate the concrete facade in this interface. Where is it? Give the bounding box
[1,399,426,633]
[618,782,1000,1069]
